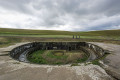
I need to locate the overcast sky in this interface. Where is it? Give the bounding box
[0,0,120,31]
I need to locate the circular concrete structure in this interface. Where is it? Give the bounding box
[1,42,120,80]
[10,42,108,64]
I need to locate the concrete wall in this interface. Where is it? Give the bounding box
[10,42,107,62]
[86,43,106,58]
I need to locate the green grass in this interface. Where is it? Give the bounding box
[71,63,79,66]
[0,36,120,48]
[27,50,88,65]
[0,28,74,35]
[0,28,120,48]
[28,50,48,64]
[0,37,22,47]
[0,28,120,38]
[0,34,72,38]
[70,55,88,66]
[77,56,88,63]
[88,53,110,66]
[91,60,100,65]
[46,50,68,59]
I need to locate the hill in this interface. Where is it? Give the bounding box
[0,28,120,47]
[0,28,120,37]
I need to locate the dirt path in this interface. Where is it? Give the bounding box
[0,42,115,80]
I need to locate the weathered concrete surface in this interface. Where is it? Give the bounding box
[0,42,115,80]
[90,42,120,79]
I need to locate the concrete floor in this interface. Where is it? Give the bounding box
[90,42,120,79]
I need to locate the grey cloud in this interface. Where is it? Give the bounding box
[89,0,120,16]
[0,0,120,31]
[0,0,33,14]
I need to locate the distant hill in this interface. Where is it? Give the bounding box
[0,28,120,36]
[75,29,120,36]
[0,28,74,35]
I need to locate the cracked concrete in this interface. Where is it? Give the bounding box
[90,42,120,79]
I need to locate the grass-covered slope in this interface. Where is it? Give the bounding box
[0,28,74,35]
[76,29,120,36]
[0,28,120,37]
[0,28,120,47]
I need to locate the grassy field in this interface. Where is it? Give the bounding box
[0,28,120,47]
[0,28,120,37]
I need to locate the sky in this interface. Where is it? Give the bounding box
[0,0,120,31]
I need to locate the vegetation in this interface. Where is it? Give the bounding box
[0,28,120,48]
[0,37,22,47]
[77,56,88,63]
[27,50,88,65]
[27,50,48,64]
[0,28,120,37]
[46,50,67,59]
[71,63,79,66]
[91,60,100,65]
[0,28,120,40]
[0,28,117,66]
[0,28,74,35]
[0,36,120,48]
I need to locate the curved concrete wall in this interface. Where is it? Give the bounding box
[86,43,106,58]
[10,42,107,62]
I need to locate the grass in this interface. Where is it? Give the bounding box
[77,56,88,63]
[0,36,120,48]
[0,34,72,38]
[27,50,88,65]
[71,63,79,66]
[0,28,120,48]
[0,28,120,40]
[0,28,74,35]
[87,53,110,66]
[91,60,100,65]
[0,37,22,47]
[46,50,67,59]
[28,50,48,64]
[53,52,64,56]
[0,28,118,66]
